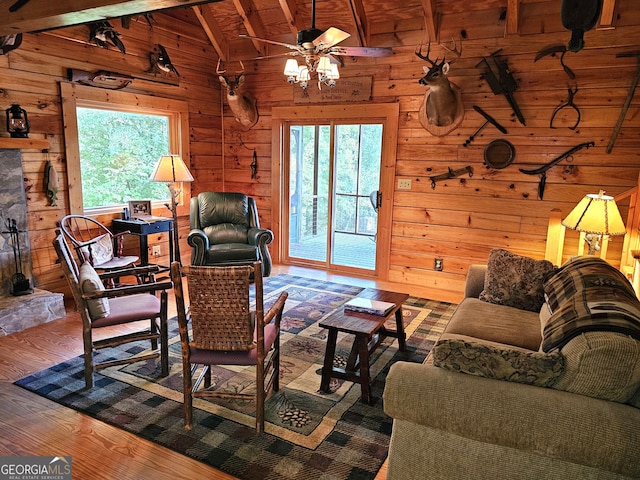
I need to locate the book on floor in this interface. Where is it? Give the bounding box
[344,297,396,316]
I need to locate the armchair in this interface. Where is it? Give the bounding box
[188,192,274,276]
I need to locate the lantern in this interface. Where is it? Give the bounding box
[6,103,30,138]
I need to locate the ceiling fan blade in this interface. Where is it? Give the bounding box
[329,46,394,57]
[313,27,350,49]
[252,52,300,60]
[239,34,299,50]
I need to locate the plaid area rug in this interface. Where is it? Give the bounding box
[16,274,456,480]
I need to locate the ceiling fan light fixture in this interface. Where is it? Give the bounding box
[327,63,340,79]
[317,56,332,74]
[284,58,300,83]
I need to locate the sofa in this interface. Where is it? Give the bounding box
[383,249,640,479]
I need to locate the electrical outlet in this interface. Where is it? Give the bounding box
[398,179,412,190]
[434,258,443,271]
[152,245,161,257]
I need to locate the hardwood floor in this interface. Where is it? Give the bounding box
[0,265,401,480]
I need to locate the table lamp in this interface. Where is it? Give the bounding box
[562,190,626,255]
[150,154,194,265]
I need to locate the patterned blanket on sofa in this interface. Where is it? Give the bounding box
[541,256,640,352]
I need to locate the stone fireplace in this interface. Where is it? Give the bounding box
[0,146,65,336]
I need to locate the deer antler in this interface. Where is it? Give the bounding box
[216,58,225,75]
[441,37,462,65]
[415,40,438,66]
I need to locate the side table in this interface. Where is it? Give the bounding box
[112,217,174,268]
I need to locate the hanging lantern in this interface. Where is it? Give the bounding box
[6,103,30,138]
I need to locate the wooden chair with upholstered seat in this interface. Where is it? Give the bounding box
[53,230,171,389]
[170,260,287,432]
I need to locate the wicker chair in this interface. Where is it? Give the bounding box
[171,261,287,432]
[53,231,171,388]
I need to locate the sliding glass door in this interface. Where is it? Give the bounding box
[287,122,383,272]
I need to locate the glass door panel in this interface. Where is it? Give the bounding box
[287,122,382,272]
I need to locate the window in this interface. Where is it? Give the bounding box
[61,83,190,214]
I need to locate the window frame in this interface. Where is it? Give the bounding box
[60,82,191,216]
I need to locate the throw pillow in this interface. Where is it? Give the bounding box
[552,331,640,404]
[478,248,556,312]
[79,262,110,320]
[79,234,113,267]
[432,338,564,387]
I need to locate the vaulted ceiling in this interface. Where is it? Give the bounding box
[0,0,622,62]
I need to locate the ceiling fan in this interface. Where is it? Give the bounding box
[240,0,392,80]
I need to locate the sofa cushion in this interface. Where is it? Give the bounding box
[445,297,542,351]
[552,331,640,404]
[541,256,640,352]
[479,248,555,312]
[79,262,110,320]
[432,338,564,387]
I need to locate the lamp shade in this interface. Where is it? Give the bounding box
[562,191,626,236]
[150,154,194,183]
[284,58,300,77]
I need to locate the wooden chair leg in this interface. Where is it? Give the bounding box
[183,361,193,430]
[83,328,94,389]
[256,365,265,433]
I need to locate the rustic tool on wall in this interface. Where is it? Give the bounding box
[519,141,595,199]
[606,50,640,154]
[561,0,603,52]
[429,166,473,189]
[550,86,581,130]
[477,50,526,126]
[463,105,508,147]
[484,139,515,169]
[251,149,257,178]
[2,218,33,296]
[534,44,576,80]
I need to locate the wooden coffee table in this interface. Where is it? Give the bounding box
[319,288,410,404]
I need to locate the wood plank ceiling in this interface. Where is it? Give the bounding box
[0,0,621,58]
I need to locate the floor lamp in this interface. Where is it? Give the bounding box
[150,154,194,266]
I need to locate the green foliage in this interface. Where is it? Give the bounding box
[77,108,171,208]
[291,123,381,239]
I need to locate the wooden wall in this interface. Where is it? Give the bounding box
[224,0,640,302]
[0,9,221,295]
[1,0,639,303]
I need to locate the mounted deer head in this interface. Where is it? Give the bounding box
[217,59,259,130]
[415,38,464,132]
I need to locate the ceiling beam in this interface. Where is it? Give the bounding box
[420,0,438,42]
[599,0,617,28]
[192,4,228,61]
[0,0,223,36]
[348,0,368,46]
[505,0,520,35]
[278,0,304,38]
[232,0,267,57]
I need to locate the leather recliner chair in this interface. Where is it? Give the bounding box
[187,192,273,276]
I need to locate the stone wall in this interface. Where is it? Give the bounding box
[0,149,32,296]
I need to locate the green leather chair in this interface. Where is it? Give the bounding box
[187,192,273,276]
